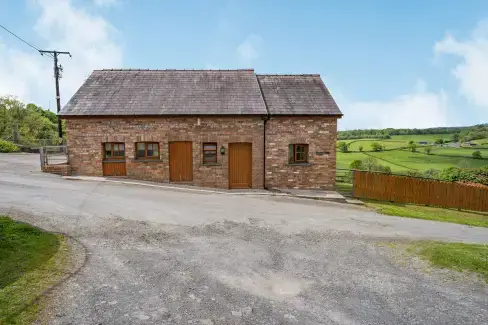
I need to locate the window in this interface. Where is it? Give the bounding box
[288,144,309,163]
[136,142,160,158]
[202,142,217,163]
[104,142,125,159]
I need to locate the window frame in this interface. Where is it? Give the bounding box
[104,142,125,160]
[290,144,309,164]
[202,142,218,164]
[135,142,160,159]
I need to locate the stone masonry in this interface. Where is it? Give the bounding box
[265,117,337,190]
[66,117,264,189]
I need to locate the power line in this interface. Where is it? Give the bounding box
[0,23,53,58]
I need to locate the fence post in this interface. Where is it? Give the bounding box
[39,147,44,169]
[352,169,355,197]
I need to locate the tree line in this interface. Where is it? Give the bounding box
[0,96,61,147]
[338,125,488,141]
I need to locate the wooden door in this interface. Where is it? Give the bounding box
[103,162,126,176]
[228,143,252,189]
[169,141,193,182]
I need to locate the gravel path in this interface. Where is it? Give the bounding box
[1,154,487,325]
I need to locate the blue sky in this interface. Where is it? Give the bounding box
[1,0,488,130]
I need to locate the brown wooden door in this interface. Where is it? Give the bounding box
[169,141,193,182]
[103,162,126,176]
[229,143,252,189]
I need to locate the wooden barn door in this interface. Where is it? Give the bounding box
[228,143,252,189]
[169,141,193,182]
[103,162,126,176]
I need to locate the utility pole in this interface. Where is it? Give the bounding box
[39,50,71,139]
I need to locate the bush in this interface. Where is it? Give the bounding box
[0,140,19,153]
[402,170,424,178]
[472,151,482,159]
[371,142,383,152]
[358,145,363,152]
[349,160,363,170]
[438,166,488,185]
[338,141,349,153]
[422,169,440,179]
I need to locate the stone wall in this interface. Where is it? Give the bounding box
[65,117,264,189]
[265,116,337,189]
[42,163,72,176]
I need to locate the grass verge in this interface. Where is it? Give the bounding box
[408,241,488,282]
[0,216,70,324]
[364,200,488,228]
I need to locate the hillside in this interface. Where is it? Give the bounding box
[337,125,488,176]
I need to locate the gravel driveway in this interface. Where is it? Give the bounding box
[1,154,487,325]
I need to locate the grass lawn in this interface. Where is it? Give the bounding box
[0,216,69,324]
[408,241,488,282]
[367,150,488,170]
[364,200,488,228]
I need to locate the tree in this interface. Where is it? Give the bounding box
[407,140,417,152]
[434,138,444,145]
[371,142,383,152]
[473,151,482,159]
[363,157,378,171]
[451,133,460,142]
[424,146,432,155]
[349,160,363,170]
[338,141,349,153]
[358,145,363,152]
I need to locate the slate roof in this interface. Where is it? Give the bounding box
[256,74,342,116]
[60,69,342,117]
[60,69,267,116]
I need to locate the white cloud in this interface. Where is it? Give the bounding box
[337,82,450,130]
[93,0,119,7]
[435,20,488,116]
[236,33,262,62]
[0,0,123,110]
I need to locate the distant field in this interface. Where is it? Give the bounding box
[367,150,488,171]
[337,152,408,172]
[336,133,488,174]
[336,152,368,170]
[429,147,488,158]
[389,134,454,142]
[347,139,406,151]
[470,138,488,148]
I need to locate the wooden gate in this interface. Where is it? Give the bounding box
[228,143,252,189]
[103,162,126,176]
[169,141,193,182]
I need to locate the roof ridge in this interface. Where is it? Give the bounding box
[257,73,320,77]
[93,69,255,72]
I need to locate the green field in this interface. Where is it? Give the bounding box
[366,150,487,171]
[346,139,406,151]
[429,147,488,158]
[336,152,370,169]
[337,132,488,173]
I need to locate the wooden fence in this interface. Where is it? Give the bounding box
[353,170,488,212]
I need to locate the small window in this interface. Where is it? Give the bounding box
[203,142,217,163]
[104,142,125,159]
[288,144,308,163]
[136,142,159,159]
